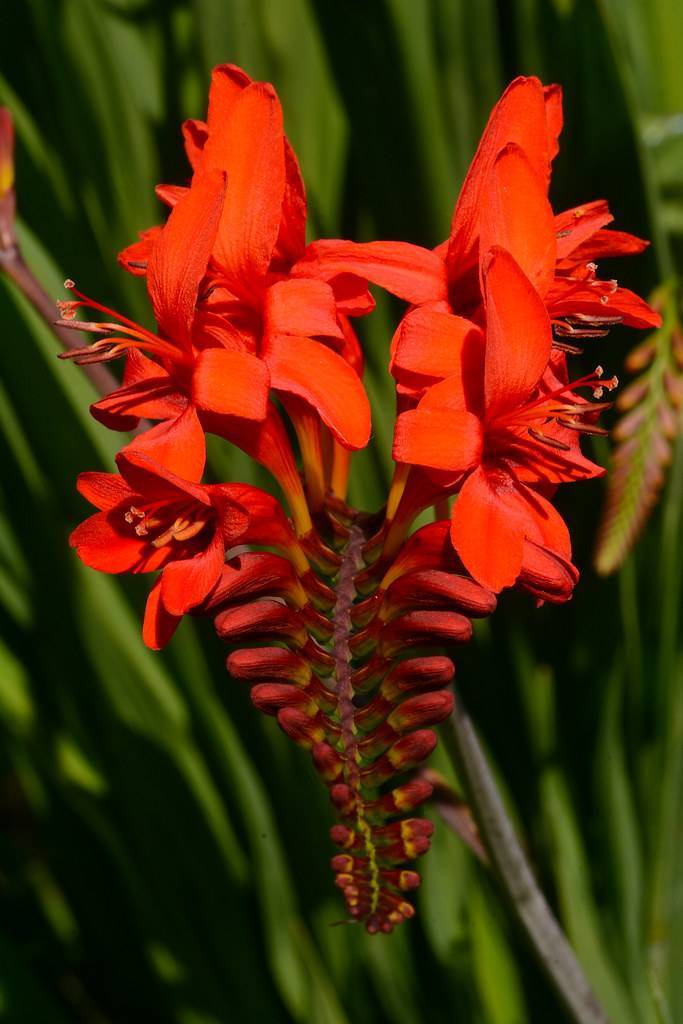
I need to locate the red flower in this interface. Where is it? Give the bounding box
[108,64,371,453]
[295,76,659,360]
[69,407,249,649]
[393,247,612,591]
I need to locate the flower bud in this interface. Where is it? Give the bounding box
[250,683,317,716]
[227,646,312,685]
[379,610,472,656]
[0,109,14,200]
[387,729,438,771]
[215,600,309,647]
[387,690,454,732]
[311,741,343,782]
[277,707,326,748]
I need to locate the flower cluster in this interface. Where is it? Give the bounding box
[64,68,656,931]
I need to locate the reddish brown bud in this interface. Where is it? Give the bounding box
[391,778,434,812]
[379,611,472,656]
[329,783,356,815]
[205,553,304,610]
[350,655,388,693]
[300,569,335,611]
[380,836,432,862]
[398,870,421,891]
[353,693,393,733]
[330,854,354,873]
[330,824,356,848]
[365,778,434,821]
[518,540,579,604]
[381,656,454,702]
[311,741,344,782]
[387,690,454,732]
[277,707,326,748]
[334,873,355,889]
[0,109,14,200]
[382,569,496,619]
[250,683,317,716]
[387,729,438,771]
[215,600,308,647]
[300,604,334,643]
[227,647,312,685]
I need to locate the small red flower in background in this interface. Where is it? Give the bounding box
[70,407,249,649]
[0,108,14,202]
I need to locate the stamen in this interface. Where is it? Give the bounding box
[58,280,191,367]
[527,427,571,451]
[124,505,145,524]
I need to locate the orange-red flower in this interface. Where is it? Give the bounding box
[295,75,659,368]
[393,247,612,591]
[69,408,250,649]
[107,64,371,453]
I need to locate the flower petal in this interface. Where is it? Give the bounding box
[70,510,149,573]
[566,228,649,262]
[76,472,134,511]
[147,168,225,345]
[155,183,189,208]
[293,240,448,304]
[483,246,552,416]
[275,140,307,264]
[547,279,662,329]
[120,405,206,483]
[450,469,527,590]
[393,408,483,472]
[264,278,343,340]
[543,83,563,164]
[554,200,613,261]
[265,333,371,449]
[192,349,270,420]
[206,82,286,282]
[91,356,187,432]
[206,64,252,133]
[391,307,484,387]
[118,227,161,276]
[448,76,550,271]
[480,143,556,297]
[181,119,207,170]
[117,449,211,508]
[143,577,182,651]
[160,526,225,617]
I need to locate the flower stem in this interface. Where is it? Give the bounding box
[443,695,610,1024]
[0,190,118,397]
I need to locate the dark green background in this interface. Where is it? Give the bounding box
[0,1,681,1021]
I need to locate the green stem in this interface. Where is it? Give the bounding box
[444,698,610,1024]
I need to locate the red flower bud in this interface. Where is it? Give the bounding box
[250,683,317,716]
[329,783,356,816]
[329,824,356,848]
[215,600,308,647]
[382,569,497,619]
[379,611,472,656]
[387,690,454,732]
[311,742,344,782]
[380,655,454,701]
[0,109,14,201]
[227,646,312,685]
[277,707,326,748]
[387,729,438,771]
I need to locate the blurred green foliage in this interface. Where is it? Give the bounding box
[0,1,682,1021]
